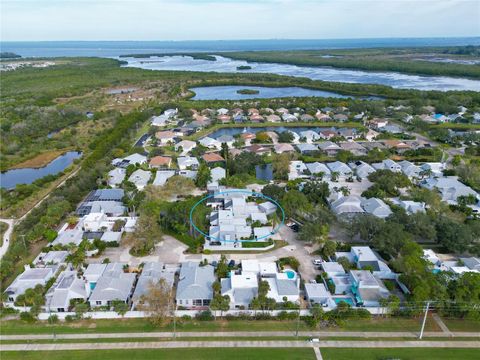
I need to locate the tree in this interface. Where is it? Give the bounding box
[281,190,312,218]
[261,184,285,203]
[112,300,129,316]
[74,303,89,319]
[271,153,291,180]
[322,240,337,258]
[216,255,229,278]
[195,163,212,188]
[298,222,329,245]
[302,181,330,206]
[372,222,412,259]
[255,131,271,143]
[210,294,230,318]
[139,279,174,326]
[278,131,294,143]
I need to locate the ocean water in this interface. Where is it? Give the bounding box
[1,38,479,57]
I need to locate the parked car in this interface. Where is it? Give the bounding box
[228,259,235,267]
[309,279,317,284]
[312,259,323,265]
[309,338,320,343]
[211,261,218,268]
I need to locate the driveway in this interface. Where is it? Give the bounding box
[0,218,15,259]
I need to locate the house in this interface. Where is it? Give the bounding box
[321,262,346,278]
[423,249,442,268]
[128,169,151,190]
[217,108,229,115]
[326,161,352,178]
[177,156,200,170]
[361,198,392,218]
[336,246,394,279]
[339,142,367,156]
[88,263,136,308]
[337,128,358,140]
[245,144,270,156]
[333,114,349,122]
[217,115,231,123]
[178,170,198,180]
[300,114,315,122]
[296,143,318,155]
[77,201,126,217]
[390,198,426,214]
[164,108,178,118]
[276,107,289,115]
[282,113,297,122]
[350,270,390,307]
[372,159,402,172]
[306,162,331,178]
[348,161,375,179]
[258,201,277,215]
[421,176,479,205]
[264,270,300,303]
[221,270,258,309]
[240,132,256,146]
[317,141,341,156]
[319,130,336,140]
[33,251,69,267]
[132,262,175,310]
[274,143,295,154]
[382,139,411,153]
[51,227,84,247]
[112,153,147,168]
[420,163,445,177]
[289,161,308,180]
[176,262,214,309]
[365,129,380,142]
[250,114,264,122]
[330,195,364,216]
[216,135,235,148]
[151,115,168,127]
[175,140,197,155]
[398,160,422,179]
[199,137,221,150]
[155,130,176,145]
[84,189,125,202]
[369,118,388,129]
[304,283,335,307]
[266,114,281,123]
[460,257,480,272]
[202,152,225,165]
[4,265,56,303]
[45,269,88,312]
[299,130,320,143]
[211,167,226,182]
[149,156,172,169]
[315,111,331,121]
[108,168,126,187]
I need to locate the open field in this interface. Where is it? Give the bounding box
[0,348,315,360]
[0,317,441,335]
[442,319,480,332]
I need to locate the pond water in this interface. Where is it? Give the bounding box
[0,151,82,189]
[207,126,342,139]
[255,164,273,181]
[121,55,480,92]
[189,85,354,100]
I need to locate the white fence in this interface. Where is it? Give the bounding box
[37,307,385,321]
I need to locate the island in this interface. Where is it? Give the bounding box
[0,52,21,59]
[236,88,260,95]
[236,65,252,70]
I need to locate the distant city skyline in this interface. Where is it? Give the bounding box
[1,0,479,41]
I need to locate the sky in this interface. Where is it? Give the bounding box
[1,0,479,41]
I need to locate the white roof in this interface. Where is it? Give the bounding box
[361,198,392,218]
[331,195,364,214]
[124,153,147,165]
[306,162,331,175]
[327,161,352,175]
[153,170,175,186]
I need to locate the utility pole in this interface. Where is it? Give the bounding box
[419,301,430,340]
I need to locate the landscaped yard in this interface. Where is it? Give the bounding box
[1,348,316,360]
[321,348,479,360]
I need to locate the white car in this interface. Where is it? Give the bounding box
[312,259,322,265]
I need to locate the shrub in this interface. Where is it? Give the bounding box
[19,311,35,323]
[48,314,59,324]
[195,310,214,321]
[65,315,75,322]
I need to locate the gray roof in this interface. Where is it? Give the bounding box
[305,283,330,299]
[176,262,214,301]
[460,257,480,270]
[296,143,318,153]
[89,270,136,303]
[276,279,299,296]
[132,262,175,302]
[85,189,124,202]
[46,270,87,309]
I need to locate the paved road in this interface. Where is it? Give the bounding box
[2,330,479,341]
[2,340,479,351]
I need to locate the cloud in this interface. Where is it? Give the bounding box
[1,0,479,41]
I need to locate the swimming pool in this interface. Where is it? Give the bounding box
[283,270,296,279]
[333,297,355,306]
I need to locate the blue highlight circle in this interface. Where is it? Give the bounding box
[189,189,285,243]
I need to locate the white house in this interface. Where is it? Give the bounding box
[304,283,335,307]
[175,140,197,156]
[361,198,392,219]
[221,270,258,309]
[177,156,200,170]
[199,137,222,150]
[4,265,57,303]
[176,262,214,309]
[211,167,226,182]
[108,168,126,187]
[326,161,352,178]
[128,169,151,190]
[45,269,89,312]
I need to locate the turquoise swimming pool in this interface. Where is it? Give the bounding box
[333,297,355,306]
[284,270,296,279]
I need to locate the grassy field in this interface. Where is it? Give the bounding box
[441,318,480,332]
[0,348,316,360]
[8,150,68,169]
[0,317,441,335]
[321,348,480,360]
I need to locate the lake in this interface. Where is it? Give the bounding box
[0,151,82,189]
[255,164,273,181]
[189,86,355,100]
[122,55,480,92]
[207,126,344,139]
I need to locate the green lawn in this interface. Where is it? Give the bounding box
[441,318,480,332]
[321,348,479,360]
[0,317,441,335]
[1,348,315,360]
